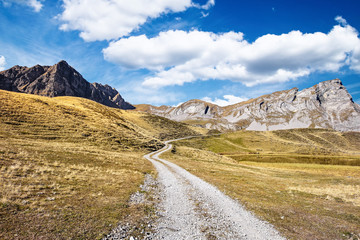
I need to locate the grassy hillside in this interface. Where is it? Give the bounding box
[165,129,360,240]
[0,90,201,239]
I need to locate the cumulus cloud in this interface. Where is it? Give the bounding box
[1,0,43,12]
[202,95,248,106]
[0,56,6,71]
[59,0,214,41]
[103,30,218,69]
[103,18,360,88]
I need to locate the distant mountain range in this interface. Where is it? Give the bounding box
[136,79,360,132]
[0,60,134,110]
[1,61,359,132]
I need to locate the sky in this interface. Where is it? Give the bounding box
[1,0,360,106]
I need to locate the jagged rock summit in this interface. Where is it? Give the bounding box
[136,79,360,132]
[0,60,134,110]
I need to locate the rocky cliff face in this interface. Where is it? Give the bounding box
[136,79,360,132]
[0,60,134,110]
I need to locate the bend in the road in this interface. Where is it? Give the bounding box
[145,137,286,240]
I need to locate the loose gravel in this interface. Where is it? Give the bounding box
[105,137,286,239]
[144,139,286,240]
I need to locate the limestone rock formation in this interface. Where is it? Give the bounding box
[136,79,360,132]
[0,60,134,110]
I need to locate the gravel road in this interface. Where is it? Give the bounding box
[144,138,286,240]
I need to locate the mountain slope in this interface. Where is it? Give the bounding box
[0,60,134,109]
[0,89,200,150]
[0,89,202,239]
[136,79,360,132]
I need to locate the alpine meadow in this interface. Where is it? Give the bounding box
[1,0,360,239]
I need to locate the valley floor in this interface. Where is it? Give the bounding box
[161,130,360,240]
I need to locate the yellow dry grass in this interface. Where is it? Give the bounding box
[0,136,152,239]
[0,90,200,239]
[289,184,360,206]
[164,129,360,240]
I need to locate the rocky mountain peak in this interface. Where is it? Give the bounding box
[137,79,360,132]
[55,59,70,67]
[0,60,134,110]
[315,79,353,104]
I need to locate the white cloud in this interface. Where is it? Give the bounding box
[1,0,43,12]
[202,95,248,107]
[335,16,347,26]
[103,30,217,69]
[193,0,215,10]
[0,56,6,71]
[103,18,360,88]
[28,0,42,11]
[59,0,214,42]
[201,12,209,18]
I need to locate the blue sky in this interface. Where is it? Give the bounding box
[1,0,360,106]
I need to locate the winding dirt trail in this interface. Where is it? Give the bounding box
[144,138,286,240]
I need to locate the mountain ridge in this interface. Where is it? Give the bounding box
[135,79,360,132]
[0,60,134,110]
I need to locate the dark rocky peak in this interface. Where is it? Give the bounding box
[90,82,135,110]
[1,64,45,80]
[55,60,70,67]
[22,65,48,80]
[0,60,134,110]
[51,60,79,77]
[48,60,80,78]
[91,82,118,98]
